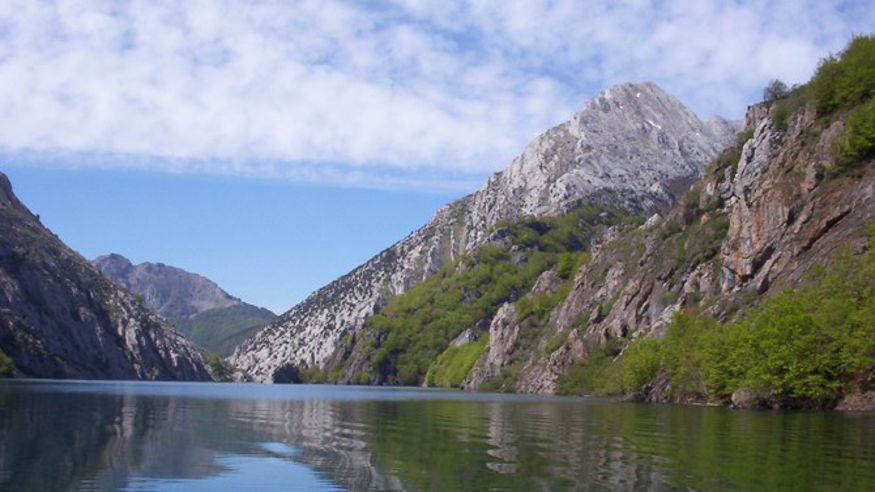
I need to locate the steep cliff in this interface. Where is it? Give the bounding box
[0,172,212,380]
[450,38,875,407]
[93,254,276,356]
[231,82,737,381]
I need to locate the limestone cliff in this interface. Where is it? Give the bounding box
[0,172,212,380]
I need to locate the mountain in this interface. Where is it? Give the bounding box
[0,172,211,380]
[462,95,875,400]
[231,81,738,382]
[303,36,875,410]
[93,254,276,356]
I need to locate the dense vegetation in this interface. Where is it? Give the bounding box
[425,336,488,387]
[811,35,875,173]
[767,35,875,173]
[558,225,875,406]
[321,205,635,386]
[207,353,232,382]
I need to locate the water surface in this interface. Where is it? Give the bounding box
[0,380,873,490]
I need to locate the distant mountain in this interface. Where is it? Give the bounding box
[93,254,275,356]
[231,81,739,382]
[0,172,211,380]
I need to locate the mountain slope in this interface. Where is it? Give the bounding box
[231,81,738,382]
[93,254,275,356]
[439,37,875,407]
[0,172,212,380]
[468,96,875,397]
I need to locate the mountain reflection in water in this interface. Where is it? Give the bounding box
[0,381,873,491]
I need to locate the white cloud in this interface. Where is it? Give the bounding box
[0,0,871,189]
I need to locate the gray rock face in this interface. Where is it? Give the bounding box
[231,82,737,382]
[93,254,239,320]
[93,254,276,356]
[0,172,212,380]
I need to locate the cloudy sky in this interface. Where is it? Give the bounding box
[1,1,872,313]
[1,0,872,190]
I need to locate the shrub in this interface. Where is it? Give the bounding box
[617,338,662,392]
[837,97,875,172]
[208,354,231,381]
[426,336,488,387]
[568,224,875,405]
[555,251,592,279]
[543,330,568,355]
[556,345,615,395]
[808,35,875,116]
[736,127,754,146]
[763,79,789,102]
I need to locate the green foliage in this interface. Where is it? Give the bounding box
[566,225,875,405]
[358,205,629,386]
[207,354,231,382]
[763,79,789,102]
[772,103,791,132]
[298,365,327,383]
[0,348,14,377]
[175,304,276,356]
[808,35,875,116]
[700,243,875,402]
[556,346,614,395]
[543,330,569,355]
[736,127,754,147]
[426,336,488,387]
[555,251,592,279]
[616,338,662,392]
[837,97,875,172]
[704,128,752,182]
[516,282,573,324]
[771,85,808,132]
[368,248,554,384]
[660,314,713,398]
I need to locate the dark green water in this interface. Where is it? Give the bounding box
[0,381,873,491]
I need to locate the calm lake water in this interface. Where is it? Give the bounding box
[0,381,873,491]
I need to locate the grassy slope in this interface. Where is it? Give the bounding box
[175,303,276,356]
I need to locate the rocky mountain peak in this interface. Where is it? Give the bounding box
[93,255,240,321]
[231,82,738,382]
[0,172,26,211]
[93,253,134,279]
[462,81,738,250]
[93,254,276,356]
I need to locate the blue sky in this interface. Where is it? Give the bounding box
[4,166,457,313]
[0,1,872,313]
